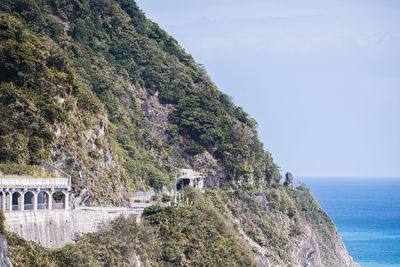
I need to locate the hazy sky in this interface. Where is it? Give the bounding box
[135,0,400,178]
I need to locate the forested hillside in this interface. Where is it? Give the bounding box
[0,0,280,205]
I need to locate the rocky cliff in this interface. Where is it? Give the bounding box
[0,233,12,267]
[0,0,358,266]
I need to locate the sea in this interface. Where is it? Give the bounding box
[299,177,400,267]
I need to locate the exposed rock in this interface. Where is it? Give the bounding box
[191,151,227,187]
[0,233,12,267]
[130,85,175,143]
[284,172,294,189]
[255,195,269,211]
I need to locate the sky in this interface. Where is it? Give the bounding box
[135,0,400,178]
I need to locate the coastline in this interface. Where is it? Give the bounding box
[300,177,400,266]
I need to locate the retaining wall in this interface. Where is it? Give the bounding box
[5,206,146,248]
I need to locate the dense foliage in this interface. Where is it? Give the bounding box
[0,210,5,233]
[0,163,59,177]
[0,10,83,164]
[6,231,58,266]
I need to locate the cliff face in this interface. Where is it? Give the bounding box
[197,185,359,267]
[1,0,358,266]
[292,186,359,267]
[0,233,12,267]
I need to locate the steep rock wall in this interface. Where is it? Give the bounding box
[4,208,143,248]
[0,233,12,267]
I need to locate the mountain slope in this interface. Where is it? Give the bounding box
[0,0,280,205]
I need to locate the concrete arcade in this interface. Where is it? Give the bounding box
[0,160,71,212]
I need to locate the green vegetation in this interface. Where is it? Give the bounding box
[8,188,257,266]
[293,184,338,266]
[2,188,248,265]
[293,185,335,232]
[6,232,57,266]
[0,210,5,233]
[201,185,301,265]
[0,163,61,177]
[0,11,74,165]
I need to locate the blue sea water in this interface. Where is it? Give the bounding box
[299,177,400,267]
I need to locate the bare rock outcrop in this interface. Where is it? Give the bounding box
[284,172,294,189]
[0,233,12,267]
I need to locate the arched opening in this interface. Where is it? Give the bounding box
[12,192,22,211]
[177,179,191,190]
[24,191,34,210]
[52,191,65,209]
[38,191,50,210]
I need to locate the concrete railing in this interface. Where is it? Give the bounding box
[52,203,64,209]
[0,177,70,188]
[41,160,71,185]
[38,203,48,210]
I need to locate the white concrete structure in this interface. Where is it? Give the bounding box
[0,161,71,212]
[5,205,150,248]
[1,162,156,248]
[179,169,204,190]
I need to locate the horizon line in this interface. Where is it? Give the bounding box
[294,175,400,179]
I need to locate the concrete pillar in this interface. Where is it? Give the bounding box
[7,191,12,212]
[1,192,5,211]
[64,191,69,210]
[48,192,53,210]
[20,191,25,211]
[33,191,38,211]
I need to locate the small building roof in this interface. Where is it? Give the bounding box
[179,169,204,179]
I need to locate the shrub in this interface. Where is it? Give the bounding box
[28,136,43,153]
[0,210,5,233]
[184,141,205,156]
[161,194,171,203]
[52,191,64,202]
